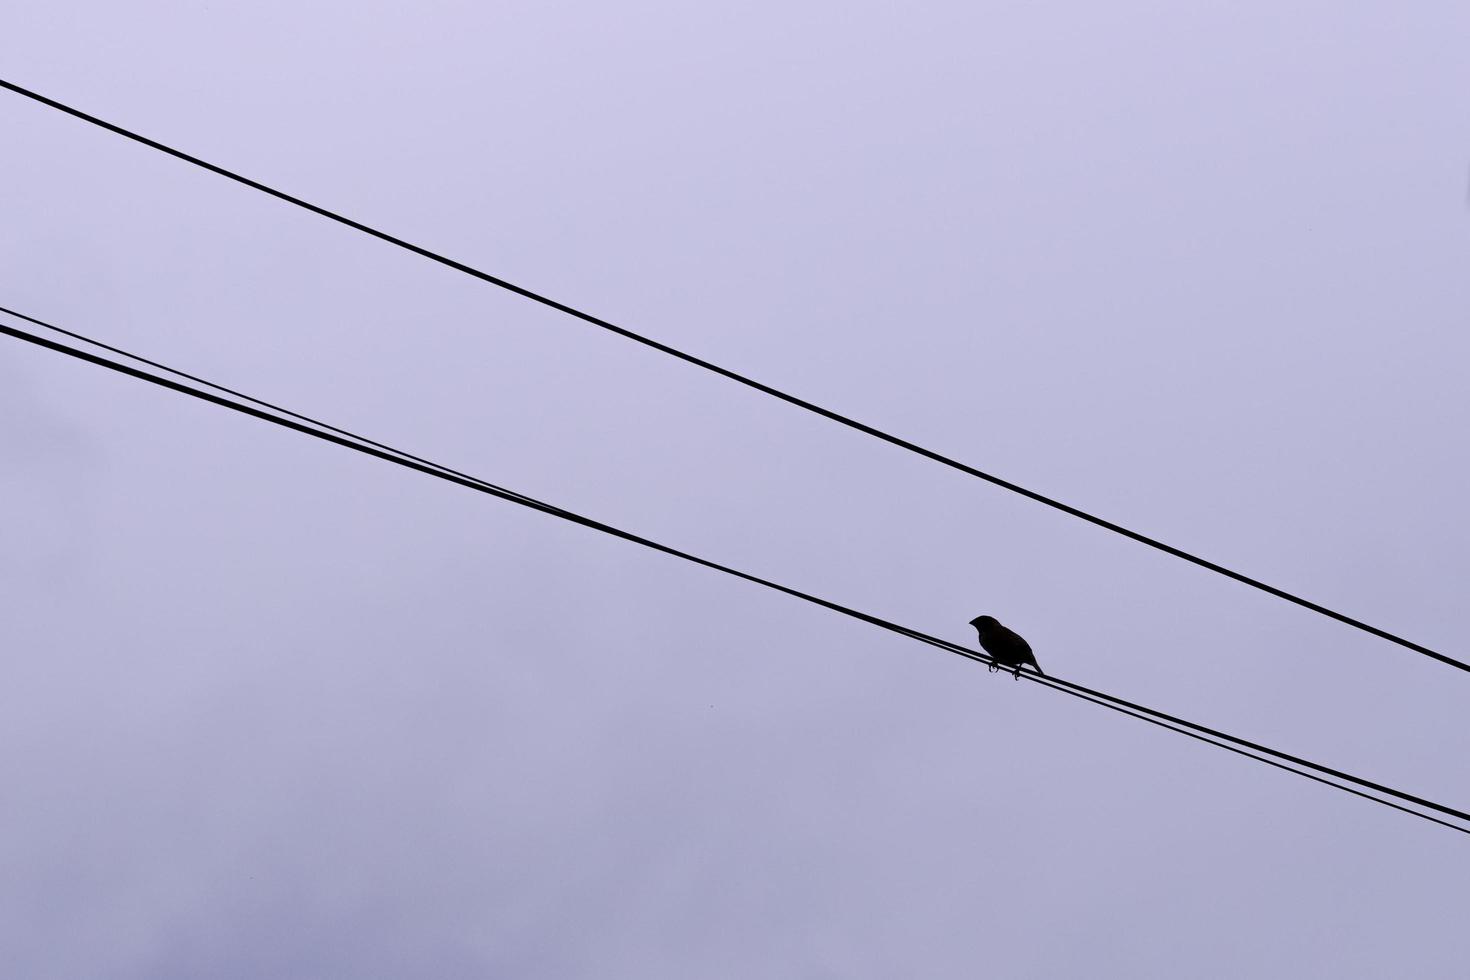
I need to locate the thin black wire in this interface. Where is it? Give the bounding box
[2,318,1464,836]
[0,304,543,508]
[1,78,1459,676]
[1052,685,1470,835]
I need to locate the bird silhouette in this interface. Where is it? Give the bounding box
[969,615,1043,679]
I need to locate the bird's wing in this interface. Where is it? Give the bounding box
[1005,629,1039,668]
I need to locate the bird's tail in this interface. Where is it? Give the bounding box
[1032,663,1045,676]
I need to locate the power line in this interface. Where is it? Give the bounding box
[0,303,543,509]
[1,78,1459,676]
[1038,685,1470,836]
[2,315,1464,836]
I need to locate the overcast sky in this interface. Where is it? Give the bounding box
[3,2,1469,977]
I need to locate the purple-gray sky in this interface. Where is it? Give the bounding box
[3,2,1469,976]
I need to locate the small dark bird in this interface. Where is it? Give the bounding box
[970,615,1043,679]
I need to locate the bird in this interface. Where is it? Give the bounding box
[969,615,1043,679]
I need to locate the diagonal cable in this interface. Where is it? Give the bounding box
[2,315,1464,836]
[0,77,1459,673]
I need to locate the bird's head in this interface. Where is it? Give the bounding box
[969,615,999,631]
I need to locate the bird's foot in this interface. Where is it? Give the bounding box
[987,663,998,674]
[1013,669,1022,680]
